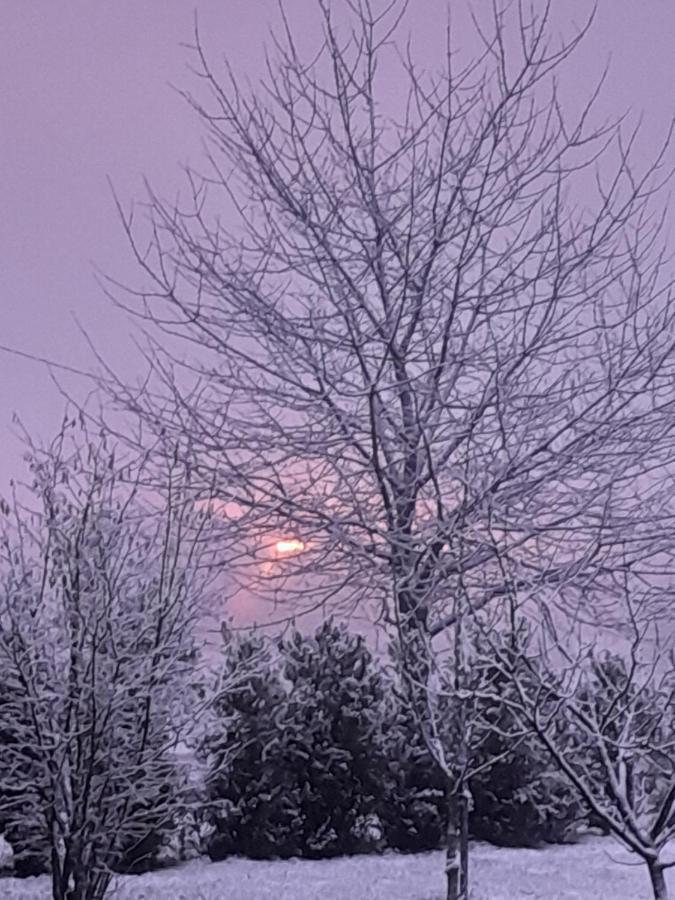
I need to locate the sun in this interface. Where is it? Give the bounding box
[274,538,306,556]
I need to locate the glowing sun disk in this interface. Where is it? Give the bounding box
[275,538,305,555]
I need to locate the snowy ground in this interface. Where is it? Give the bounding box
[1,838,672,899]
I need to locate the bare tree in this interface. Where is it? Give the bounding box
[104,1,675,896]
[0,421,220,900]
[481,588,675,900]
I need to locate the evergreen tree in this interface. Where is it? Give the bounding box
[279,621,387,857]
[469,735,582,848]
[572,651,674,836]
[376,682,446,853]
[468,642,582,848]
[203,622,389,859]
[202,633,299,860]
[202,621,590,859]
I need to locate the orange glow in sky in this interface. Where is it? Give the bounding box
[274,538,305,556]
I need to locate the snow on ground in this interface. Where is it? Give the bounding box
[1,838,672,900]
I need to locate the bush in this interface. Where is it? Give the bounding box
[203,622,390,860]
[470,750,581,847]
[202,632,298,860]
[2,821,49,877]
[376,685,446,853]
[0,616,591,865]
[469,654,582,848]
[202,623,593,857]
[279,621,389,858]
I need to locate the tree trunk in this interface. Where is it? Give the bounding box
[459,783,470,895]
[51,850,71,900]
[445,783,470,900]
[65,866,111,900]
[445,797,460,900]
[445,594,471,900]
[51,868,67,900]
[648,860,669,900]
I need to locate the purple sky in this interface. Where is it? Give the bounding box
[1,0,674,491]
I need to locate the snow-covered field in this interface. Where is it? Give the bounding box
[1,838,671,899]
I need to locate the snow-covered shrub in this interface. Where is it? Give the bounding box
[202,622,390,860]
[0,833,13,872]
[469,654,582,848]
